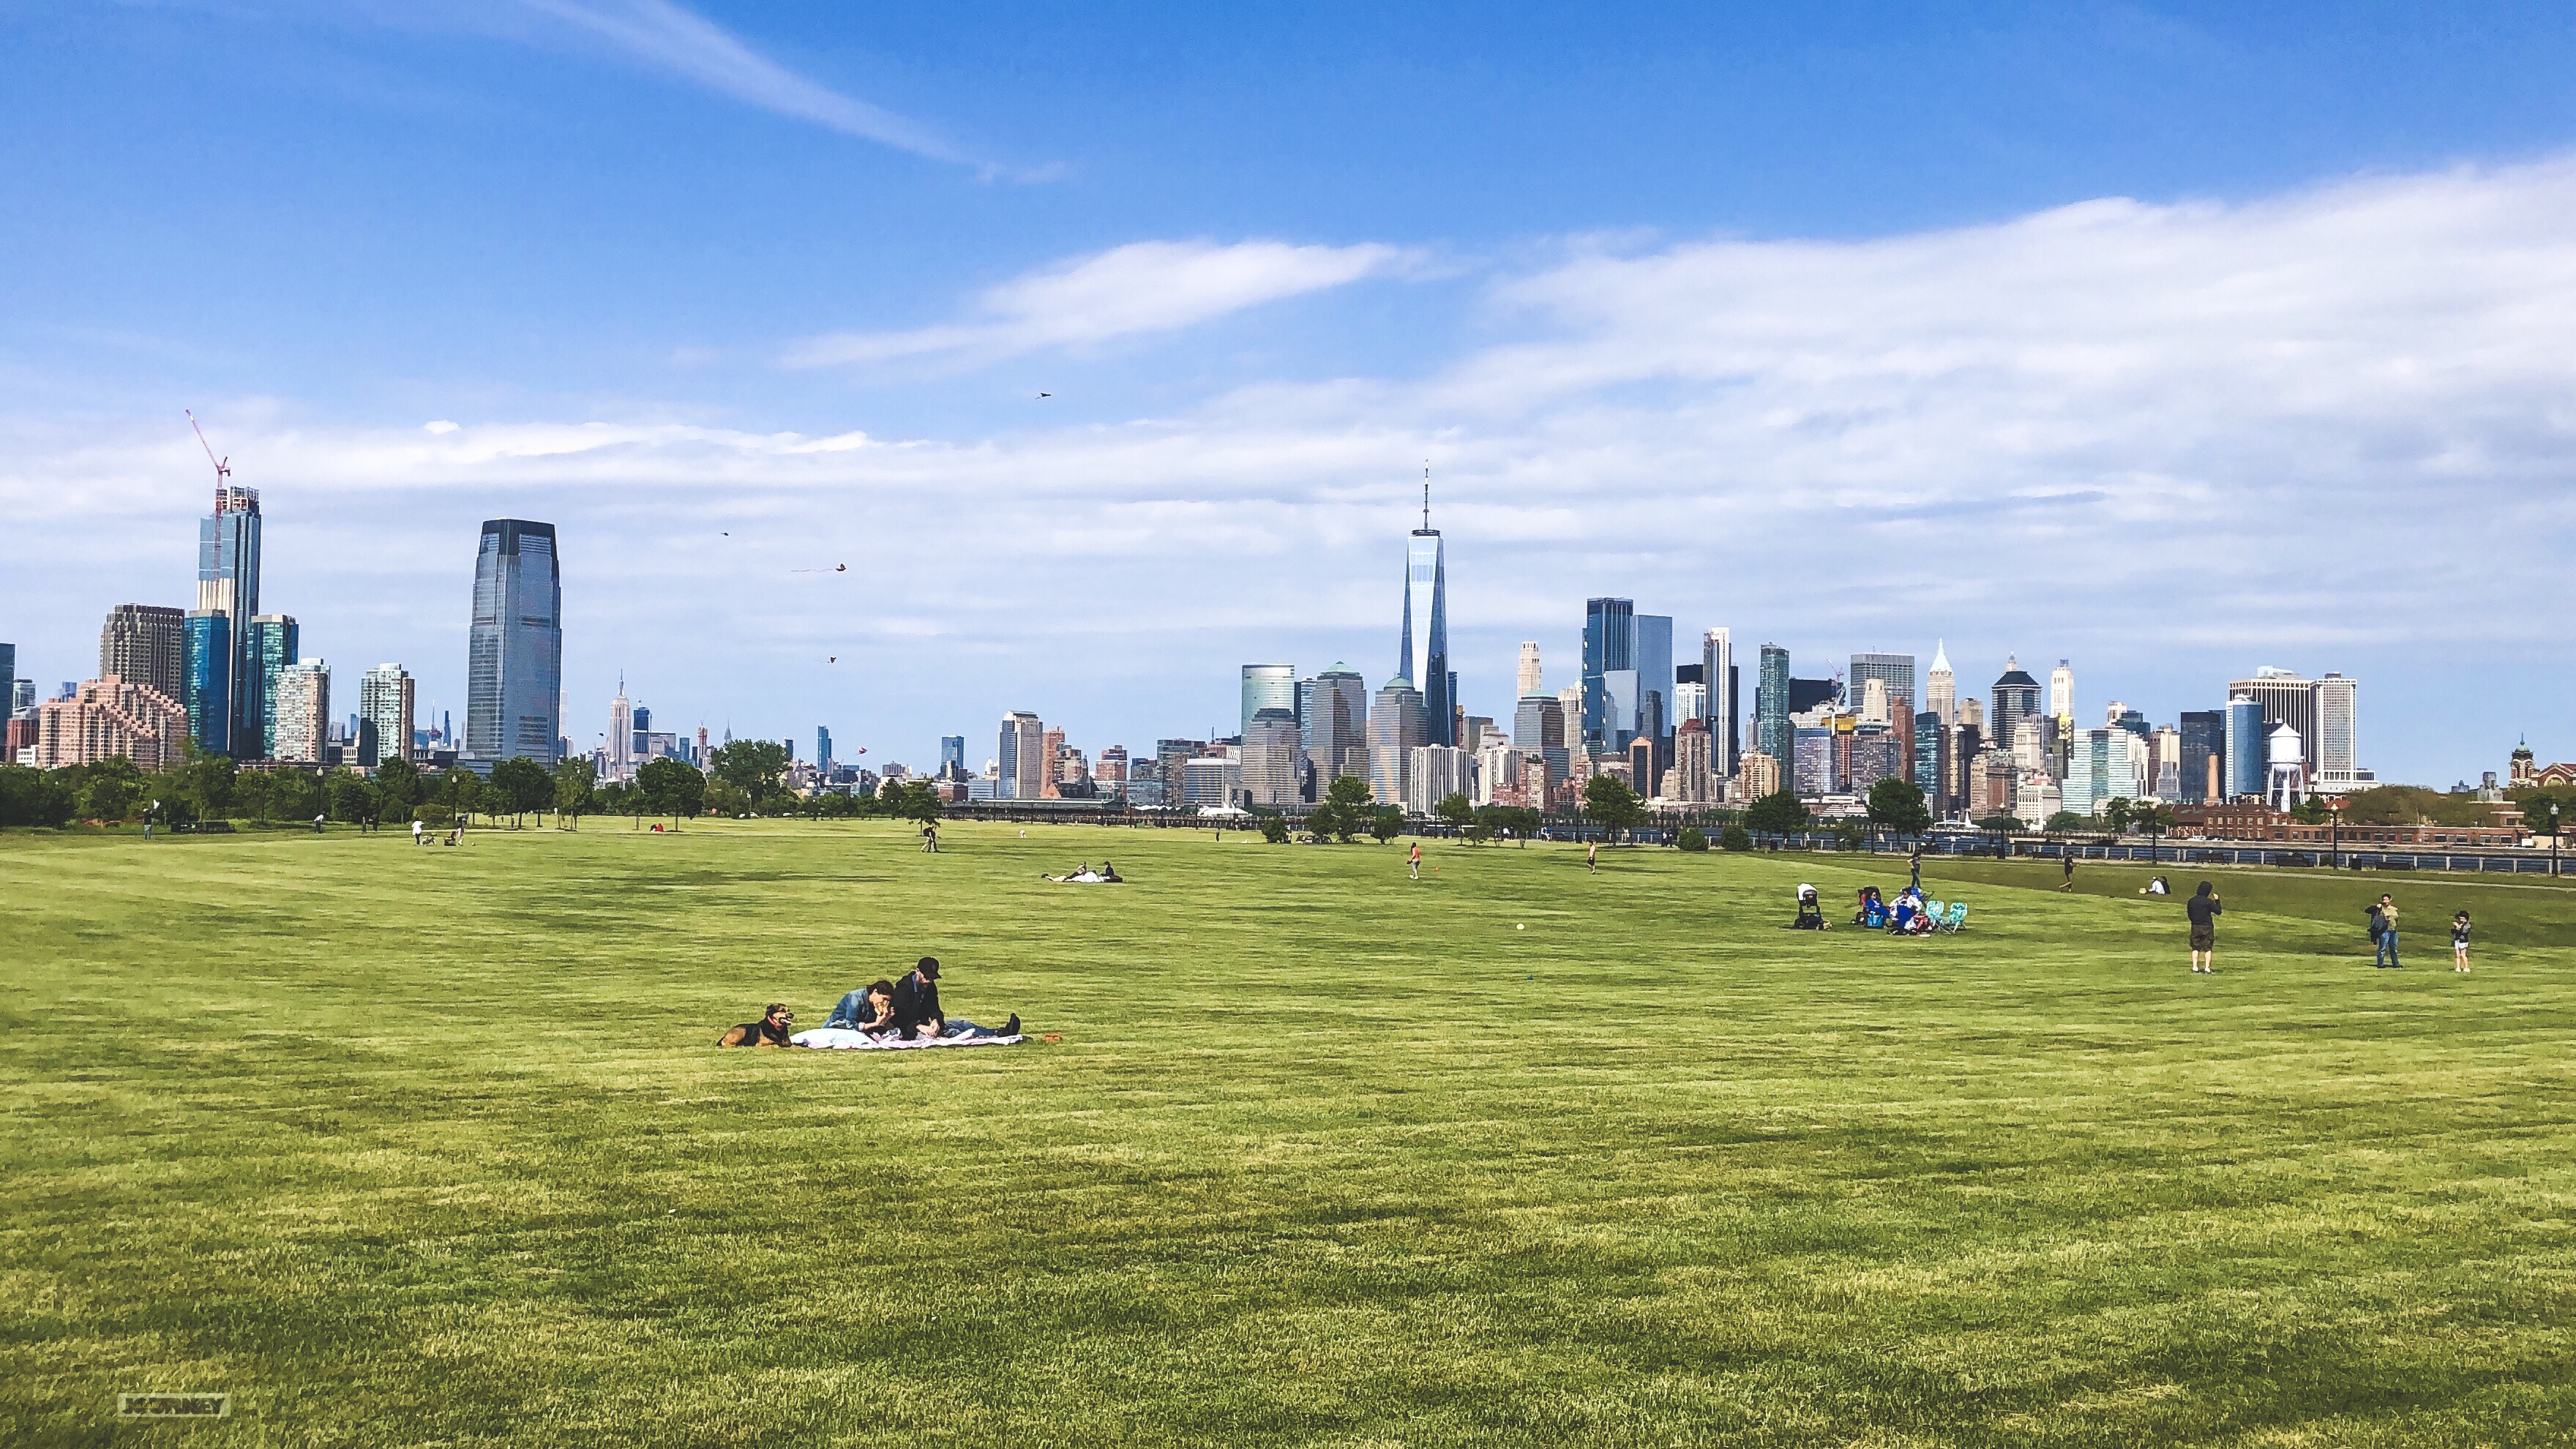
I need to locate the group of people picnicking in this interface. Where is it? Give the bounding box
[717,956,1022,1047]
[1041,860,1123,883]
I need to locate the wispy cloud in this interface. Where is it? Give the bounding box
[785,240,1419,369]
[517,0,1009,173]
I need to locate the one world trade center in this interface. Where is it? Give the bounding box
[1398,475,1455,746]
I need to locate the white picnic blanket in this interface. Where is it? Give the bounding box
[790,1028,1025,1050]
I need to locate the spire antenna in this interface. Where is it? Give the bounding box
[1421,462,1431,531]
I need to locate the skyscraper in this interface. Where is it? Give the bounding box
[183,610,231,755]
[1514,691,1566,787]
[1516,642,1541,698]
[1701,627,1734,775]
[100,605,186,705]
[359,663,415,768]
[2314,673,2359,785]
[607,680,634,782]
[2179,710,2224,804]
[2228,667,2317,776]
[1240,664,1296,740]
[1849,653,1917,729]
[1581,598,1636,753]
[1242,707,1302,806]
[940,735,966,776]
[1300,663,1369,788]
[2223,695,2265,799]
[1925,641,1955,726]
[1990,657,2041,761]
[272,659,330,764]
[466,520,563,764]
[1366,678,1426,805]
[196,484,262,752]
[817,726,834,772]
[242,615,298,759]
[2048,661,2075,730]
[1000,712,1044,801]
[1755,643,1791,764]
[1397,481,1453,746]
[1635,613,1674,766]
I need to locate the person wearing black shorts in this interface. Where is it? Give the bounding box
[2186,881,2222,973]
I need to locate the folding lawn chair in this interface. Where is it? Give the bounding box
[1936,902,1969,934]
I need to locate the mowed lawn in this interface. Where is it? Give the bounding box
[4,822,2575,1447]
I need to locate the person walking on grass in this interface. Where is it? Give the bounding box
[2060,850,2076,891]
[2452,910,2472,973]
[2187,880,2222,973]
[1409,841,1422,880]
[1587,839,1599,875]
[1909,848,1922,893]
[2372,894,2402,968]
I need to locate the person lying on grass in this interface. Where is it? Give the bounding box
[718,1003,797,1047]
[825,980,899,1035]
[889,956,1020,1041]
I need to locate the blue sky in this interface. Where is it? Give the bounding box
[7,1,2576,781]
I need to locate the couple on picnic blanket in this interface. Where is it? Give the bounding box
[717,957,1020,1048]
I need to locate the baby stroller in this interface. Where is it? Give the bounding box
[1793,883,1827,930]
[1854,886,1890,930]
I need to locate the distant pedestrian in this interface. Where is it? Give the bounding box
[921,822,939,853]
[412,819,424,847]
[2452,911,2471,972]
[314,813,326,834]
[2187,880,2222,973]
[1587,840,1598,875]
[1908,849,1922,891]
[1408,842,1422,880]
[2060,852,2075,891]
[2372,894,2402,968]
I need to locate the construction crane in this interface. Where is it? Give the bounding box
[187,410,231,487]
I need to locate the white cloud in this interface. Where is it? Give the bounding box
[13,161,2576,780]
[785,239,1418,368]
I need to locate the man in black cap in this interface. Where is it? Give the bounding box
[888,956,1019,1041]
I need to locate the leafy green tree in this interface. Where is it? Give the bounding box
[2288,794,2334,825]
[2101,797,2135,834]
[1368,804,1404,843]
[490,756,553,825]
[1719,823,1753,852]
[326,769,378,824]
[1742,789,1811,836]
[1677,825,1710,853]
[703,778,751,817]
[173,753,238,823]
[709,739,791,806]
[1581,774,1647,842]
[1975,813,2024,832]
[0,765,76,828]
[2520,790,2569,839]
[553,758,596,829]
[1475,804,1540,846]
[1312,774,1373,842]
[232,768,277,823]
[436,766,487,823]
[878,779,942,825]
[270,770,325,825]
[1865,777,1932,839]
[637,756,705,826]
[1259,814,1291,844]
[1434,792,1476,831]
[2044,810,2089,833]
[375,757,424,820]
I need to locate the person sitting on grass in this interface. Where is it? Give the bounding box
[1854,886,1889,929]
[889,957,1020,1041]
[718,1003,797,1047]
[825,980,899,1035]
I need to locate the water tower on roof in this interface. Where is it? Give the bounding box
[2266,722,2307,812]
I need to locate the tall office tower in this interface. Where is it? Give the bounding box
[466,520,563,764]
[183,610,231,755]
[1240,664,1297,740]
[1958,697,1984,734]
[816,726,834,773]
[1581,598,1637,752]
[1515,691,1568,785]
[1298,663,1370,787]
[2176,711,2223,804]
[272,659,330,764]
[1517,642,1542,697]
[940,735,966,776]
[0,643,12,711]
[2227,667,2315,774]
[694,725,708,768]
[1635,613,1674,770]
[1755,643,1791,763]
[100,605,187,705]
[1674,672,1708,728]
[1040,726,1066,798]
[241,615,298,759]
[195,484,262,751]
[1914,711,1945,814]
[997,712,1044,800]
[1671,718,1715,804]
[1737,748,1781,801]
[1989,657,2041,760]
[1397,481,1453,746]
[1849,654,1916,724]
[607,680,634,782]
[1925,641,1955,726]
[1555,686,1584,772]
[1366,678,1426,805]
[2223,695,2265,799]
[2313,673,2360,785]
[2047,659,2073,724]
[1241,708,1302,806]
[2149,724,2182,800]
[359,663,415,768]
[1701,628,1735,773]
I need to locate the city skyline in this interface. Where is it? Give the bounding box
[11,7,2576,784]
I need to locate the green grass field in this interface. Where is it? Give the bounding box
[6,822,2574,1446]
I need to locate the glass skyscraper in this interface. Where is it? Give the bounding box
[1849,652,1917,724]
[465,520,563,765]
[184,610,231,755]
[1398,489,1452,746]
[1300,663,1370,787]
[1581,597,1636,754]
[1240,664,1297,740]
[2223,696,2265,799]
[244,615,298,760]
[1755,643,1791,764]
[193,485,261,755]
